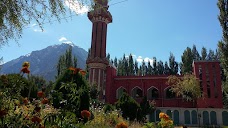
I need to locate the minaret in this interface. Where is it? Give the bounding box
[87,0,112,99]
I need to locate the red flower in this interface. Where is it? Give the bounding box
[116,122,128,128]
[0,109,7,117]
[31,116,42,123]
[21,67,30,74]
[41,98,49,104]
[81,110,91,119]
[34,106,41,113]
[23,97,29,105]
[37,91,44,98]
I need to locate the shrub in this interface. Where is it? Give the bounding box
[115,93,140,121]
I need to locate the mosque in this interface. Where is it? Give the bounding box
[86,0,228,126]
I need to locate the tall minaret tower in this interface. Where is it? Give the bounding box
[87,0,112,99]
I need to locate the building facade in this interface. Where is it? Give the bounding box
[87,0,228,126]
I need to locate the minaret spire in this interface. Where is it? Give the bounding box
[87,0,112,100]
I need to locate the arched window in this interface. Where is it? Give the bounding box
[184,110,190,124]
[203,111,209,125]
[116,87,127,99]
[147,87,159,100]
[191,110,197,124]
[131,86,143,98]
[165,87,175,99]
[173,110,179,125]
[210,111,217,125]
[222,111,228,126]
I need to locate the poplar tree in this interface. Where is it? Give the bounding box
[218,0,228,80]
[201,47,207,60]
[181,47,193,74]
[134,61,139,75]
[169,53,179,75]
[56,46,77,77]
[192,45,201,61]
[128,54,135,75]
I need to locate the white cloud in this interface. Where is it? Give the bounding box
[65,0,89,15]
[59,37,68,42]
[33,29,43,32]
[31,23,37,27]
[144,57,153,64]
[135,55,154,64]
[136,56,143,63]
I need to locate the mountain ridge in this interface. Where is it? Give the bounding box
[1,43,88,81]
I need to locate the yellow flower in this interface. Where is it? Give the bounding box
[22,62,30,68]
[159,112,165,118]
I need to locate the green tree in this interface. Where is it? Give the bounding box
[157,60,164,75]
[169,53,178,75]
[57,46,77,77]
[164,61,170,75]
[167,74,202,105]
[140,97,155,120]
[114,57,118,68]
[0,0,92,46]
[53,69,90,117]
[181,47,193,74]
[128,54,135,75]
[218,0,228,108]
[152,57,158,75]
[134,60,139,75]
[218,0,228,79]
[192,44,201,61]
[116,93,140,121]
[148,61,153,75]
[201,47,207,60]
[207,49,216,60]
[142,60,146,76]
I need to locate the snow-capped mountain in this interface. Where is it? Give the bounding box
[0,43,88,81]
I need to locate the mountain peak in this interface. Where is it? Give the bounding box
[62,41,74,47]
[1,43,88,81]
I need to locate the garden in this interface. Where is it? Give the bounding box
[0,62,174,128]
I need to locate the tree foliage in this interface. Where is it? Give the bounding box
[53,69,90,117]
[115,93,140,121]
[56,46,77,77]
[0,0,93,46]
[167,74,202,102]
[218,0,228,80]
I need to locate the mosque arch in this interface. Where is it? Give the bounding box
[147,86,159,100]
[116,86,127,99]
[131,86,143,98]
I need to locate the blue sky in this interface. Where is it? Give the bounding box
[1,0,222,64]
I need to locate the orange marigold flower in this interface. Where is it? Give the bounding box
[159,112,165,119]
[0,109,7,117]
[37,91,44,98]
[41,98,49,104]
[31,116,42,123]
[163,114,170,120]
[79,70,86,76]
[116,122,128,128]
[69,67,82,74]
[21,67,30,74]
[81,110,91,119]
[22,62,30,68]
